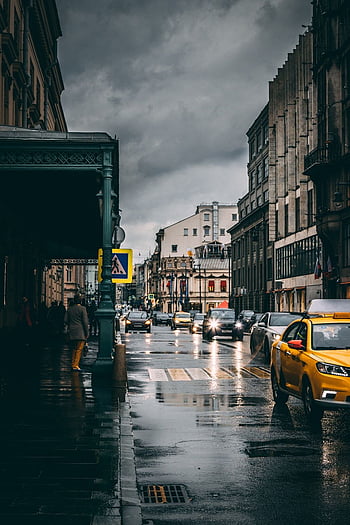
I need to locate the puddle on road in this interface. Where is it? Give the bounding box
[245,438,320,458]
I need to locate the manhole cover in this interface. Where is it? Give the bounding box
[140,484,190,504]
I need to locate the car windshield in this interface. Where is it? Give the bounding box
[177,313,190,318]
[129,312,147,319]
[194,314,205,320]
[312,323,350,350]
[211,310,235,320]
[270,313,301,326]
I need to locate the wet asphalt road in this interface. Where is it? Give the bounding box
[124,324,350,525]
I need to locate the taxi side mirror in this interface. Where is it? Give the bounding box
[288,339,305,350]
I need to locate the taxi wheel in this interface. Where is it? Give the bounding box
[302,379,323,423]
[271,368,289,404]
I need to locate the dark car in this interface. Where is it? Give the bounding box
[189,312,205,333]
[232,319,244,341]
[202,308,236,341]
[125,311,152,333]
[153,311,170,326]
[238,310,256,332]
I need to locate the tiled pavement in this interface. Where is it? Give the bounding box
[0,337,142,525]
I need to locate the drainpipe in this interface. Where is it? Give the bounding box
[22,0,33,128]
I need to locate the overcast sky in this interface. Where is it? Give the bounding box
[56,0,312,262]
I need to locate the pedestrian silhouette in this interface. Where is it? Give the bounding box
[64,294,89,371]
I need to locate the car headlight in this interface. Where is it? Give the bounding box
[210,320,219,329]
[316,362,350,377]
[145,320,151,325]
[235,322,243,329]
[272,332,280,340]
[126,320,131,324]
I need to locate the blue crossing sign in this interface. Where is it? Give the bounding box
[98,249,133,283]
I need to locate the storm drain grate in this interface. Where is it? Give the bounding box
[140,484,190,504]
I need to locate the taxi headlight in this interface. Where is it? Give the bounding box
[316,362,350,377]
[272,332,280,341]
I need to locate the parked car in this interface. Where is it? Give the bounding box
[125,311,152,333]
[189,312,205,333]
[153,311,170,326]
[202,308,236,341]
[250,311,302,362]
[271,299,350,423]
[237,310,255,332]
[171,311,191,330]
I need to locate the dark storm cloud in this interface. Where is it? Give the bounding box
[56,0,312,255]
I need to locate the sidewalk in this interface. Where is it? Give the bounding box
[0,336,142,525]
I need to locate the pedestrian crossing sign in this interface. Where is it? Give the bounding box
[98,249,133,283]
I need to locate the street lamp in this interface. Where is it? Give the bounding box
[193,263,202,312]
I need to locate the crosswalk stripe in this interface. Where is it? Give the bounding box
[203,368,233,379]
[167,368,191,381]
[186,368,211,380]
[148,367,270,381]
[148,369,169,381]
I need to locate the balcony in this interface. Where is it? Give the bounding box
[304,143,342,175]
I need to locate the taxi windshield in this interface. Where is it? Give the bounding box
[312,323,350,350]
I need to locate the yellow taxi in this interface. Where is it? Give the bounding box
[170,311,191,330]
[270,299,350,423]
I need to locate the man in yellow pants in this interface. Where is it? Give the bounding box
[65,295,89,371]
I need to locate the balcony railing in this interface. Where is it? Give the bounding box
[304,144,342,174]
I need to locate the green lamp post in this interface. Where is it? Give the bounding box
[93,150,117,375]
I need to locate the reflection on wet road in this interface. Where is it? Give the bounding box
[125,325,350,525]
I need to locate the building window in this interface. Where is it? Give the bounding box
[344,221,350,267]
[171,245,178,253]
[184,228,188,236]
[220,280,227,292]
[263,189,269,202]
[232,213,237,221]
[208,280,215,292]
[295,197,300,231]
[14,10,20,52]
[257,163,262,184]
[307,189,314,228]
[203,226,210,236]
[204,213,210,221]
[66,265,72,282]
[284,204,289,236]
[220,228,225,236]
[263,158,269,179]
[257,195,262,207]
[193,228,197,236]
[36,80,41,114]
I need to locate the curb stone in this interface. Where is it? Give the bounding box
[120,392,143,525]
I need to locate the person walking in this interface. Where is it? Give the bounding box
[17,296,35,348]
[65,294,89,371]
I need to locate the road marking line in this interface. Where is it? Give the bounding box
[204,367,233,379]
[244,366,271,378]
[167,368,191,381]
[148,369,169,381]
[186,368,211,380]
